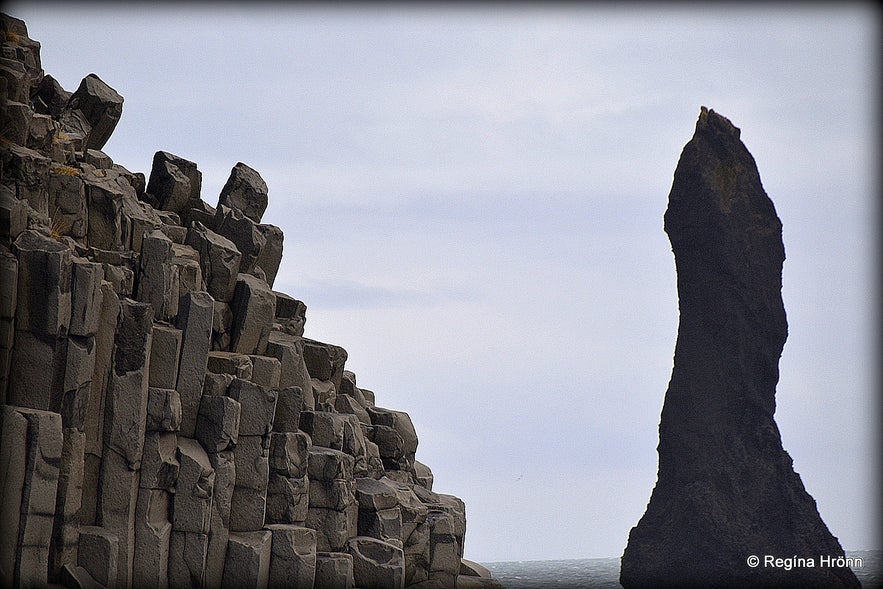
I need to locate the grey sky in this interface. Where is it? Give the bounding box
[8,4,877,562]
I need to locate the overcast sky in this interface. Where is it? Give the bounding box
[8,4,877,562]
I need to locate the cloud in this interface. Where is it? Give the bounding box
[281,278,472,311]
[9,2,877,560]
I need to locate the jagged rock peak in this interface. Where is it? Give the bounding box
[620,108,860,589]
[697,105,740,138]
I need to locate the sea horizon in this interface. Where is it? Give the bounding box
[481,549,882,589]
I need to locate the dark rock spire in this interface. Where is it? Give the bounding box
[620,108,860,588]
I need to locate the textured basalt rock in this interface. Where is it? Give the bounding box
[620,108,860,588]
[0,13,493,589]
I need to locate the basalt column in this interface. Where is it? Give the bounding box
[620,108,860,589]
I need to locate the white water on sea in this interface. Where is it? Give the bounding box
[483,550,882,589]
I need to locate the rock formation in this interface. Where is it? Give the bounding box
[620,108,861,588]
[0,13,501,589]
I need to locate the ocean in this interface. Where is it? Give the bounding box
[483,551,882,588]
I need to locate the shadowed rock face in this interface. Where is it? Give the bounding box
[620,108,860,589]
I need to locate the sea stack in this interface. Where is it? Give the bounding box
[620,108,860,588]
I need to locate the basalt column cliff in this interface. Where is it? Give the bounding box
[620,108,860,588]
[0,14,500,589]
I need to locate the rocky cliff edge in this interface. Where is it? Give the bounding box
[0,12,501,589]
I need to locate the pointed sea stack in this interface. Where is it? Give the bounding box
[620,108,860,588]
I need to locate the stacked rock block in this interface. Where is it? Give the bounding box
[0,13,485,589]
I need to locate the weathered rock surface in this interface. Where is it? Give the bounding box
[229,273,275,356]
[76,526,119,589]
[620,108,860,588]
[0,406,63,588]
[347,535,406,589]
[0,12,480,589]
[217,162,269,224]
[103,298,153,468]
[186,223,240,303]
[265,524,317,588]
[65,73,123,151]
[133,488,171,588]
[220,531,271,589]
[145,151,202,217]
[176,290,214,437]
